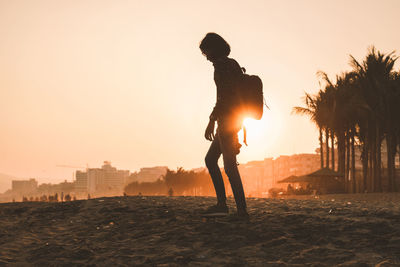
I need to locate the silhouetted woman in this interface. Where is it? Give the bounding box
[200,32,248,218]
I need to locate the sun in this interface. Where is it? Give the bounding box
[238,110,282,145]
[242,117,262,133]
[238,117,266,146]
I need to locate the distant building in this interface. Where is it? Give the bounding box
[133,166,168,183]
[75,171,88,193]
[86,161,130,194]
[12,178,38,194]
[54,180,75,194]
[237,154,320,197]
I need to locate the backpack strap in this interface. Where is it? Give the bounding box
[263,96,270,110]
[243,125,248,146]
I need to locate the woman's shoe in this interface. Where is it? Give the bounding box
[201,203,229,215]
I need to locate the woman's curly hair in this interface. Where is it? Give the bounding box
[199,32,231,58]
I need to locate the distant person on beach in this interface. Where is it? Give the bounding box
[200,32,248,218]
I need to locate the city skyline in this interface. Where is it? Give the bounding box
[3,153,322,201]
[0,153,317,192]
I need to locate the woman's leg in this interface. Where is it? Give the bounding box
[219,132,247,212]
[205,137,226,205]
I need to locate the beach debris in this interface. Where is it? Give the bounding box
[329,209,333,213]
[98,199,104,202]
[375,260,391,267]
[331,199,335,202]
[99,221,115,230]
[347,202,352,205]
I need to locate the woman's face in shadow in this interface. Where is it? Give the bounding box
[202,49,216,62]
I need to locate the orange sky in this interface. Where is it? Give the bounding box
[1,0,399,183]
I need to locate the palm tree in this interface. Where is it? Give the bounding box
[293,92,325,168]
[295,47,398,193]
[386,71,400,191]
[332,72,355,190]
[315,73,335,170]
[350,47,398,192]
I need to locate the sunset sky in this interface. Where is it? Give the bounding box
[1,0,399,184]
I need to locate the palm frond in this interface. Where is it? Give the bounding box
[292,106,313,116]
[316,71,334,87]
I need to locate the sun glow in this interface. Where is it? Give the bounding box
[243,117,262,133]
[241,115,273,142]
[237,108,284,156]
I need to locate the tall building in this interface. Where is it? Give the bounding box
[75,170,88,193]
[239,158,274,196]
[86,161,130,195]
[12,179,38,195]
[134,166,168,183]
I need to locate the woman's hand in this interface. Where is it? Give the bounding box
[205,119,215,141]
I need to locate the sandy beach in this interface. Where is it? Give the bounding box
[0,194,399,266]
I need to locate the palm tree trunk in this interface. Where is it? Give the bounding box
[370,140,375,193]
[394,136,398,192]
[396,157,399,192]
[319,128,324,169]
[376,131,382,192]
[325,129,330,169]
[387,132,398,192]
[346,132,351,193]
[343,133,347,193]
[351,129,356,193]
[387,134,394,192]
[361,145,368,193]
[331,130,335,171]
[376,125,382,192]
[337,132,346,177]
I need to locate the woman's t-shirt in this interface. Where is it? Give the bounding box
[210,57,243,123]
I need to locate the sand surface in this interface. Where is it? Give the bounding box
[0,194,400,266]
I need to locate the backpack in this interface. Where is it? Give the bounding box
[237,67,264,121]
[236,67,266,146]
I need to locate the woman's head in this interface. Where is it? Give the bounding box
[199,32,230,61]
